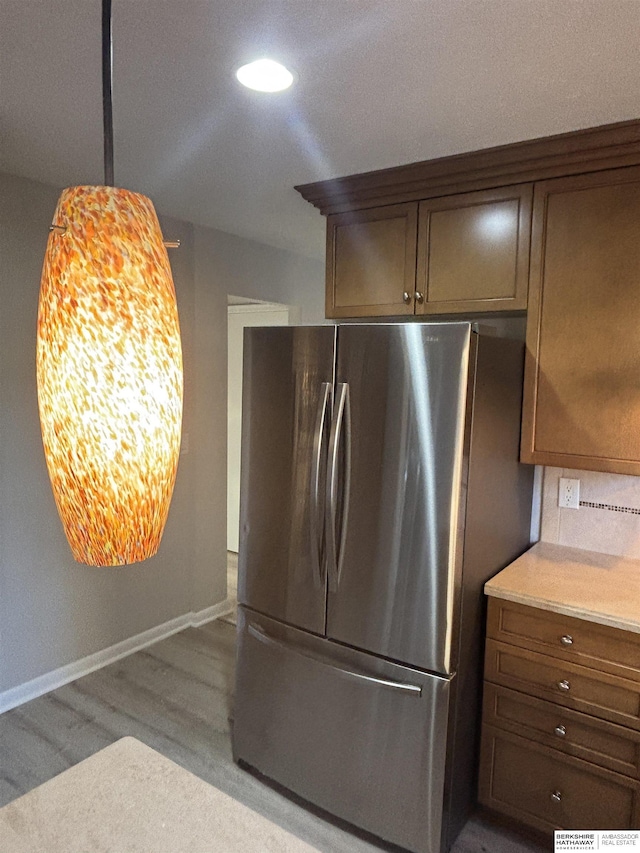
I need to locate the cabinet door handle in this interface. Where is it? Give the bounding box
[550,790,562,803]
[402,291,412,304]
[554,724,567,738]
[558,679,571,691]
[561,634,573,646]
[414,291,424,304]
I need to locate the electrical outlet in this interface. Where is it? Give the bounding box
[558,477,580,509]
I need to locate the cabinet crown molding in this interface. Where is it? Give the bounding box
[295,118,640,215]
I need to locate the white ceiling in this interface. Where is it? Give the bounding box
[2,0,639,260]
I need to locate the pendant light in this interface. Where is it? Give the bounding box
[36,0,183,567]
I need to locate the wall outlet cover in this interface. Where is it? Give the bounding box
[559,477,580,509]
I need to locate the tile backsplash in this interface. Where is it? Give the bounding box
[540,467,640,558]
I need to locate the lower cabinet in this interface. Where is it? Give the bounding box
[479,598,640,834]
[480,725,640,832]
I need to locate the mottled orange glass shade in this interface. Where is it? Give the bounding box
[36,186,183,566]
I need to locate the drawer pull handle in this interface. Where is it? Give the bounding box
[561,635,573,646]
[414,291,425,304]
[550,790,562,803]
[402,291,412,304]
[554,725,567,738]
[558,679,571,691]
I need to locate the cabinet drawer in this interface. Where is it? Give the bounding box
[483,683,640,778]
[487,598,640,682]
[485,639,640,730]
[479,725,640,833]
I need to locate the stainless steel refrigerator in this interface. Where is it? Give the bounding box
[232,322,533,853]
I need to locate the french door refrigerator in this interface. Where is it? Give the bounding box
[232,322,533,853]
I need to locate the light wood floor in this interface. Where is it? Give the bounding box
[0,614,547,852]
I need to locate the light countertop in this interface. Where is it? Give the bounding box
[484,541,640,634]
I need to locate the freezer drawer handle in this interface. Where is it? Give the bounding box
[247,623,423,697]
[326,382,351,592]
[310,382,332,589]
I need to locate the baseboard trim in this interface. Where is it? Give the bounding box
[0,598,236,715]
[191,598,235,626]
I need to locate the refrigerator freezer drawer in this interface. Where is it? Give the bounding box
[233,608,452,853]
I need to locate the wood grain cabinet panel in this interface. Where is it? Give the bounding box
[480,599,640,835]
[522,165,640,474]
[485,639,640,729]
[416,185,532,314]
[479,725,640,833]
[326,204,418,318]
[325,187,533,319]
[487,598,640,681]
[483,683,640,778]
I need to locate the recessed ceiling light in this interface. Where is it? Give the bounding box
[236,59,294,93]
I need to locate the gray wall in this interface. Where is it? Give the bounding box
[196,225,325,323]
[0,171,324,696]
[191,226,325,605]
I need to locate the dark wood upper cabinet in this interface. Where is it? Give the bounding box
[299,118,640,321]
[299,119,640,476]
[326,186,533,319]
[521,166,640,475]
[416,185,532,315]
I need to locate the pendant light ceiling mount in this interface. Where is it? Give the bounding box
[36,0,184,568]
[102,0,115,187]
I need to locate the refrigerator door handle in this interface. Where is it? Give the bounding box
[310,382,332,589]
[337,384,352,588]
[326,382,351,592]
[247,622,423,696]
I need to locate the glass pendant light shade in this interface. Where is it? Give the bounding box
[37,185,183,566]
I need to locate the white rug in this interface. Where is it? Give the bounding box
[0,737,320,853]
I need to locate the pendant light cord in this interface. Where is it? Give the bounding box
[102,0,114,186]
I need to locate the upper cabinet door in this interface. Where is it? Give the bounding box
[416,185,533,315]
[326,203,418,318]
[522,167,640,475]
